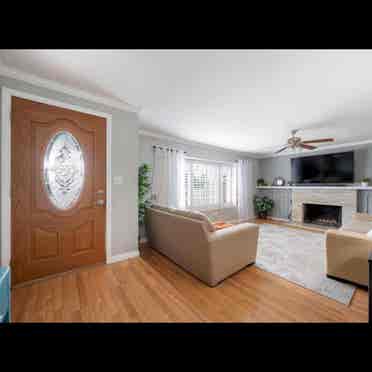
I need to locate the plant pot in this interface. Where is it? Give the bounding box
[361,182,369,187]
[258,211,268,219]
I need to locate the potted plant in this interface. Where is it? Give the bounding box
[361,178,371,187]
[257,178,268,187]
[254,195,274,219]
[138,163,152,238]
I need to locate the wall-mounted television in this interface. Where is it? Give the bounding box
[291,151,354,185]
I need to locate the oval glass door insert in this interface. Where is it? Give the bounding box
[44,131,85,210]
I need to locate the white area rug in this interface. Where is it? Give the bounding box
[256,224,356,305]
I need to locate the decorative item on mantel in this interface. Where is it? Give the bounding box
[272,177,286,187]
[361,178,371,188]
[254,195,274,219]
[257,178,268,187]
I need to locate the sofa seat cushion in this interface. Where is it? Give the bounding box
[340,220,372,234]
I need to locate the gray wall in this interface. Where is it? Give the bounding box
[139,133,250,166]
[0,75,139,264]
[259,144,372,185]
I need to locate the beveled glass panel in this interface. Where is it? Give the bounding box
[44,131,85,210]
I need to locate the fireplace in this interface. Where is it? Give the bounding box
[303,203,342,228]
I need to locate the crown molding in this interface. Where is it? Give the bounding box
[138,128,262,159]
[0,61,138,113]
[140,128,372,160]
[259,139,372,159]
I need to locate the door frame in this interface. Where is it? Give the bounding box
[1,87,113,266]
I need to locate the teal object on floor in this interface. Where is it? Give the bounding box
[0,266,10,323]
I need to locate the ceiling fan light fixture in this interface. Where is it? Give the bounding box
[275,129,335,155]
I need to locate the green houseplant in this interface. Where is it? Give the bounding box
[254,195,274,219]
[361,177,371,187]
[138,163,152,225]
[257,178,268,187]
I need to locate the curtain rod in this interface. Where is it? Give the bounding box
[185,156,238,165]
[153,145,187,154]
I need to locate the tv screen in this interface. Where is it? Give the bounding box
[291,151,354,185]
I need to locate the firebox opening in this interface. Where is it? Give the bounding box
[303,203,342,228]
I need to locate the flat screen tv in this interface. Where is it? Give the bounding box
[291,151,354,185]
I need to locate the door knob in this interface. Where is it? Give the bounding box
[96,199,105,206]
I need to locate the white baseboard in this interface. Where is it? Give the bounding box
[108,250,140,264]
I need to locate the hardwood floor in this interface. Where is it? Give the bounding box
[11,224,368,322]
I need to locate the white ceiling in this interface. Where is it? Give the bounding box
[1,49,372,155]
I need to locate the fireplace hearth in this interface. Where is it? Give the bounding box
[303,203,342,228]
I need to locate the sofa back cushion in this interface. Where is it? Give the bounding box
[150,204,215,232]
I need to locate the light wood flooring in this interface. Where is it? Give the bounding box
[11,220,368,322]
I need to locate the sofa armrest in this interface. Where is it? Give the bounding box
[208,222,259,244]
[352,212,372,223]
[206,223,259,286]
[208,223,259,260]
[327,228,372,242]
[326,229,372,286]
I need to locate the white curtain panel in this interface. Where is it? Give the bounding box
[152,147,185,208]
[237,159,255,220]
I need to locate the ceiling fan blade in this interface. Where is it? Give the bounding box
[301,138,334,144]
[275,146,289,154]
[300,143,317,150]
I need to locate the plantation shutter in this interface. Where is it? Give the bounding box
[184,159,237,209]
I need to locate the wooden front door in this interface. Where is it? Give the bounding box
[11,97,106,285]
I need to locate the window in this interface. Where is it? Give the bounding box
[184,159,237,210]
[44,131,85,210]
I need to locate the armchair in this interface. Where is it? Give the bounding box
[326,213,372,286]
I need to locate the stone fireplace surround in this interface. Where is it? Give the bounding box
[256,185,372,224]
[292,189,357,227]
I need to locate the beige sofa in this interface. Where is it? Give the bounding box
[145,205,259,286]
[326,212,372,286]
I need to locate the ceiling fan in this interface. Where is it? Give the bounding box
[275,129,334,154]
